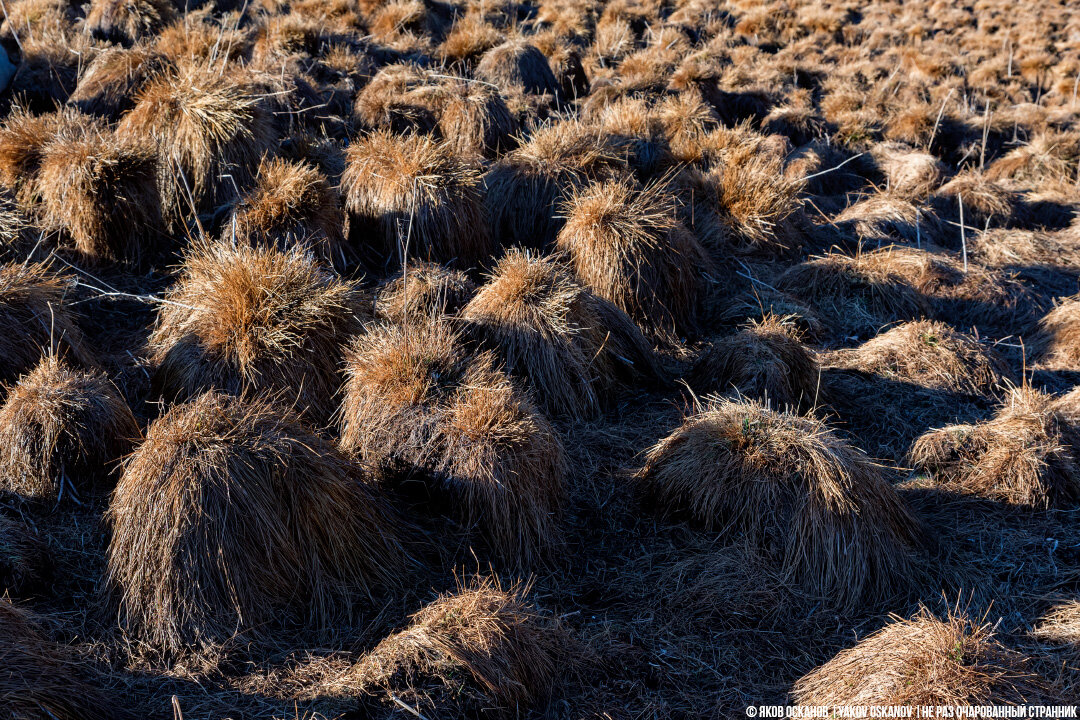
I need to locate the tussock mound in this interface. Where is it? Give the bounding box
[85,0,176,44]
[0,106,99,206]
[476,37,562,99]
[461,249,661,419]
[931,172,1019,240]
[117,64,274,227]
[1030,297,1080,370]
[0,262,92,384]
[340,320,564,565]
[375,260,477,324]
[556,176,711,340]
[869,142,945,198]
[776,246,1028,339]
[227,157,346,267]
[1034,600,1080,648]
[678,136,806,256]
[107,391,405,653]
[0,599,116,720]
[792,607,1049,705]
[68,47,170,120]
[0,356,138,504]
[635,397,927,608]
[341,130,491,270]
[350,580,574,718]
[824,320,1007,396]
[37,123,162,265]
[354,65,516,157]
[832,193,941,247]
[0,514,48,595]
[689,317,819,411]
[909,387,1080,509]
[483,120,624,249]
[147,242,368,426]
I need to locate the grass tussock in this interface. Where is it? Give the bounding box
[37,123,162,265]
[147,242,368,426]
[636,397,928,609]
[340,319,564,566]
[792,607,1049,705]
[689,316,819,411]
[1030,297,1080,370]
[557,176,711,340]
[909,387,1080,509]
[0,599,116,720]
[462,249,662,419]
[342,130,491,270]
[85,0,177,45]
[0,262,92,384]
[375,260,477,324]
[0,355,138,504]
[824,320,1007,396]
[350,579,576,718]
[227,156,346,267]
[106,391,406,653]
[117,64,274,227]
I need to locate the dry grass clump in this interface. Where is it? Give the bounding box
[37,123,162,265]
[476,37,561,99]
[147,242,368,426]
[792,607,1049,705]
[0,514,47,595]
[9,36,89,110]
[556,176,710,340]
[1030,297,1080,370]
[909,387,1080,509]
[0,106,99,206]
[462,249,661,419]
[1034,600,1080,648]
[340,320,564,566]
[775,246,1024,339]
[341,130,491,270]
[931,172,1019,238]
[0,262,92,384]
[869,142,945,198]
[832,193,940,247]
[354,63,441,134]
[227,157,346,266]
[0,355,138,504]
[824,320,1007,396]
[679,137,806,255]
[635,397,927,608]
[107,391,405,653]
[483,119,624,249]
[85,0,176,44]
[68,47,170,120]
[117,64,274,227]
[0,599,115,720]
[345,580,574,718]
[689,316,819,411]
[374,260,477,324]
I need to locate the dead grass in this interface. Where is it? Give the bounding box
[462,248,661,418]
[147,241,368,426]
[227,156,346,267]
[557,175,711,340]
[107,391,407,653]
[0,514,48,595]
[636,396,928,609]
[0,261,92,384]
[0,355,138,504]
[909,387,1080,509]
[375,260,477,324]
[339,319,564,566]
[792,606,1050,705]
[341,129,491,271]
[689,315,820,411]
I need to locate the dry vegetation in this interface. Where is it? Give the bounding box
[0,0,1078,715]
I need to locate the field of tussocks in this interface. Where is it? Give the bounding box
[0,0,1079,717]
